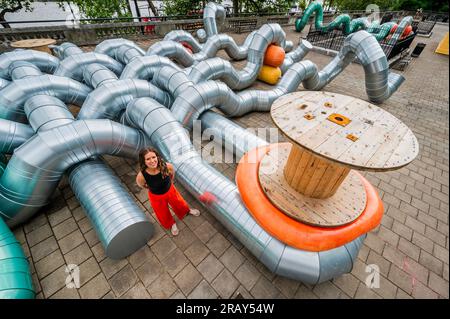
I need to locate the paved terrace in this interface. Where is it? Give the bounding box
[14,23,449,299]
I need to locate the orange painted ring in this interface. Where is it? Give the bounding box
[236,143,384,252]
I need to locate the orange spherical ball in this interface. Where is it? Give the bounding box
[390,24,398,33]
[402,25,412,37]
[263,44,285,68]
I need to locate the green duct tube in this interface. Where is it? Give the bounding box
[295,2,352,33]
[0,197,35,299]
[369,22,397,41]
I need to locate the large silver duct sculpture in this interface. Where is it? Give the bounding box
[0,50,59,80]
[123,97,365,284]
[197,2,226,43]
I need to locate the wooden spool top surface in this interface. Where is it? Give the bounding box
[271,91,419,172]
[11,38,56,48]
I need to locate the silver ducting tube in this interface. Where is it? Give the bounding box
[94,38,146,58]
[23,94,153,259]
[197,2,226,43]
[146,41,195,66]
[54,52,124,82]
[0,119,34,154]
[389,16,413,44]
[302,30,405,103]
[199,111,269,159]
[0,79,9,90]
[0,50,59,80]
[8,61,43,80]
[83,63,118,88]
[77,79,172,120]
[119,56,181,81]
[68,161,153,259]
[50,42,83,59]
[163,30,204,53]
[0,75,91,122]
[114,45,143,64]
[124,97,363,284]
[0,119,149,227]
[280,39,313,73]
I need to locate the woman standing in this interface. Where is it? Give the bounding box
[136,148,200,236]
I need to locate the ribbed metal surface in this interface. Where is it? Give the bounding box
[197,2,226,42]
[120,56,181,81]
[94,38,146,59]
[83,63,118,89]
[0,50,59,80]
[54,52,124,82]
[8,61,43,80]
[0,119,34,154]
[0,119,149,227]
[68,160,153,259]
[50,42,83,59]
[0,75,91,122]
[0,217,34,299]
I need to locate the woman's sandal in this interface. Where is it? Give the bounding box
[171,223,179,236]
[189,209,200,217]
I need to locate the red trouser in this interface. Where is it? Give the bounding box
[147,184,190,229]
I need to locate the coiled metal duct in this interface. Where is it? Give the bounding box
[8,61,43,80]
[0,119,34,154]
[197,2,226,43]
[388,16,413,44]
[0,119,149,227]
[0,75,91,122]
[124,97,364,284]
[0,217,34,299]
[77,79,173,120]
[163,30,204,53]
[94,38,146,58]
[0,50,59,80]
[54,52,124,82]
[0,79,9,90]
[119,56,182,81]
[50,42,83,60]
[83,63,119,88]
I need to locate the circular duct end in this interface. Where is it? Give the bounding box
[197,29,207,43]
[105,220,154,259]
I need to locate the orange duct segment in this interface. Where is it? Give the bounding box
[263,44,285,67]
[236,143,384,252]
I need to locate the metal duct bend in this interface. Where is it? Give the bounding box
[146,41,195,66]
[77,79,172,120]
[163,30,204,53]
[8,61,43,80]
[0,217,35,299]
[124,97,364,284]
[0,119,149,227]
[0,119,34,154]
[50,42,83,60]
[54,52,124,82]
[83,63,118,89]
[197,2,226,43]
[94,38,146,58]
[114,45,144,64]
[0,75,91,123]
[0,50,59,80]
[389,16,413,43]
[280,40,313,73]
[302,30,405,103]
[0,79,10,90]
[119,56,181,81]
[24,94,153,259]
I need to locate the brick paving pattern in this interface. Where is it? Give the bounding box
[13,23,449,299]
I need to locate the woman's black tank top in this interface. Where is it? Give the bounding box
[142,170,171,195]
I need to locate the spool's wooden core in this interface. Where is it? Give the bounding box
[10,39,56,55]
[283,144,350,199]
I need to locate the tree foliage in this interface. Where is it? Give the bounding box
[58,0,131,21]
[0,0,34,28]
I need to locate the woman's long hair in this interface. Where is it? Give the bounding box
[139,148,170,178]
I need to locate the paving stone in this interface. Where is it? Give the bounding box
[77,217,93,234]
[412,281,439,299]
[313,281,344,299]
[169,289,186,299]
[354,283,382,299]
[109,264,138,297]
[64,242,93,266]
[364,233,385,254]
[150,236,177,261]
[50,287,80,299]
[161,248,189,277]
[83,228,100,247]
[53,217,78,240]
[419,250,444,276]
[332,273,359,298]
[121,282,150,299]
[195,253,223,284]
[171,226,197,251]
[388,265,414,295]
[91,242,107,263]
[405,216,426,234]
[195,220,218,244]
[250,276,282,299]
[174,263,203,296]
[26,223,53,247]
[412,231,434,254]
[219,245,245,274]
[378,226,400,247]
[392,220,413,241]
[376,275,398,299]
[396,289,413,299]
[184,240,210,266]
[127,245,154,270]
[135,254,165,287]
[425,226,447,248]
[428,272,449,298]
[211,269,240,299]
[293,285,318,299]
[78,257,101,287]
[47,207,72,227]
[272,275,300,298]
[99,258,128,279]
[188,280,219,299]
[72,207,86,222]
[397,237,421,261]
[40,265,68,298]
[433,244,449,264]
[147,271,178,298]
[24,214,48,234]
[357,244,370,262]
[35,249,65,280]
[366,250,391,277]
[58,230,85,254]
[30,236,59,262]
[79,273,111,299]
[206,233,231,258]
